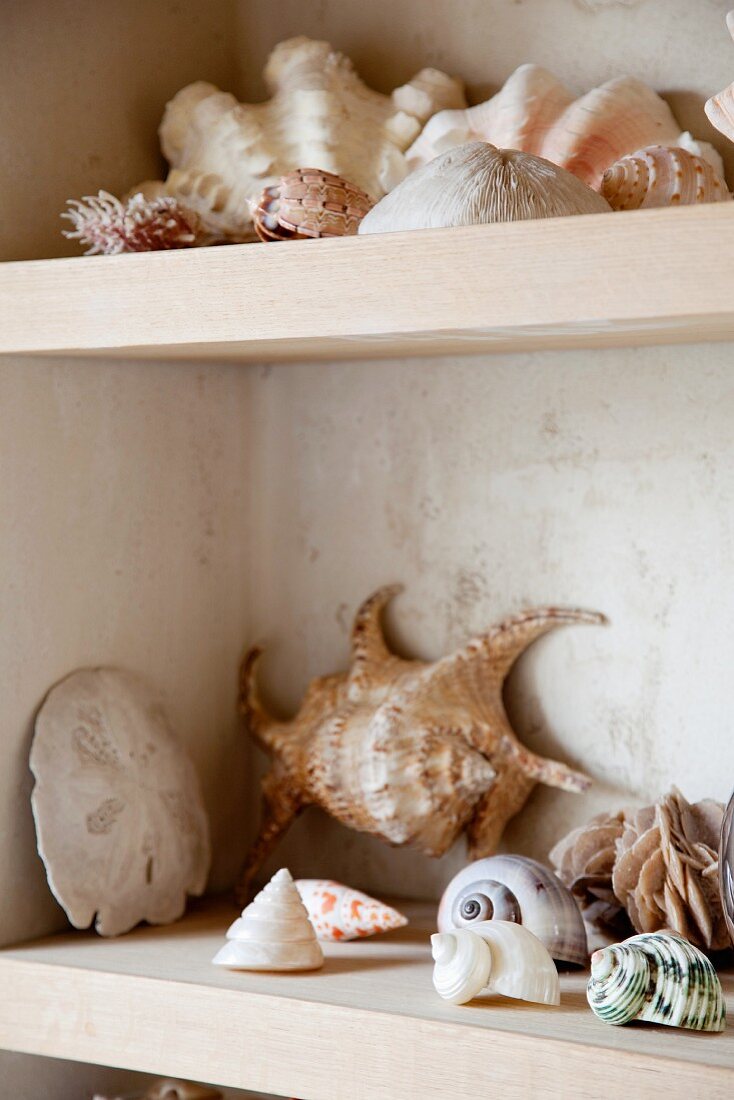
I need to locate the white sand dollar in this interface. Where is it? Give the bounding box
[30,667,210,936]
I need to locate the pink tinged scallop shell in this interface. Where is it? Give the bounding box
[295,880,408,941]
[601,145,731,211]
[437,854,588,967]
[406,63,684,189]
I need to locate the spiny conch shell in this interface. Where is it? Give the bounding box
[431,922,561,1007]
[437,854,588,967]
[253,169,375,242]
[587,931,726,1031]
[61,191,205,255]
[237,586,605,901]
[705,11,734,147]
[358,142,611,234]
[132,37,465,243]
[406,63,692,190]
[295,880,407,941]
[601,145,731,211]
[212,868,323,971]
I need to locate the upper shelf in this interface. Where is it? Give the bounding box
[0,898,733,1099]
[2,204,734,363]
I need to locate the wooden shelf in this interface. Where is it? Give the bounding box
[2,204,734,363]
[0,900,733,1099]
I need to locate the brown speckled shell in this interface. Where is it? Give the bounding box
[601,145,731,211]
[253,168,375,242]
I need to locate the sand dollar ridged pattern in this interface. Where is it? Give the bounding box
[587,932,725,1031]
[213,868,323,971]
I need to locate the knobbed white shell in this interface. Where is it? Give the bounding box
[359,142,611,235]
[431,922,561,1007]
[132,37,465,242]
[30,668,210,937]
[601,145,731,210]
[295,880,408,941]
[437,855,588,967]
[587,932,725,1031]
[213,868,323,971]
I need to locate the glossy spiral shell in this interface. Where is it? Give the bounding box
[587,932,725,1031]
[437,855,588,966]
[601,145,731,211]
[253,169,375,241]
[431,921,561,1007]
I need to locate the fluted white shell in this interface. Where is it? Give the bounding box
[295,879,408,941]
[131,37,465,242]
[601,145,731,210]
[705,11,734,147]
[213,868,323,971]
[406,63,704,190]
[437,854,588,967]
[30,668,210,937]
[359,142,611,235]
[587,931,725,1031]
[431,922,561,1007]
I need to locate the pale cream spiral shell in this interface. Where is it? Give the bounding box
[601,145,731,211]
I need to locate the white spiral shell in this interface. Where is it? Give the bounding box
[601,145,731,211]
[437,855,588,967]
[587,931,725,1031]
[431,921,561,1007]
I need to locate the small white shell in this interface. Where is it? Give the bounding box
[431,921,561,1007]
[601,145,731,211]
[359,142,611,235]
[213,868,323,971]
[437,854,588,967]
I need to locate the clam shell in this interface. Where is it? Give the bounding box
[587,931,725,1031]
[253,169,375,242]
[295,879,407,941]
[601,145,731,211]
[359,142,611,235]
[431,921,561,1007]
[213,868,323,971]
[437,854,588,967]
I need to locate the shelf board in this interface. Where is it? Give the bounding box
[2,204,734,363]
[0,899,733,1099]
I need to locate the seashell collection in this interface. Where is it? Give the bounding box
[212,867,324,971]
[587,932,726,1032]
[295,880,408,941]
[237,586,603,901]
[431,922,561,1007]
[437,854,588,967]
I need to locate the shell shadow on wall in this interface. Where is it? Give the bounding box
[131,36,465,243]
[236,585,605,901]
[30,668,210,936]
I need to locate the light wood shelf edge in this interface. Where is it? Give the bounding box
[2,204,734,363]
[0,900,732,1099]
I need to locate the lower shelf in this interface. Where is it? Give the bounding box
[0,899,732,1099]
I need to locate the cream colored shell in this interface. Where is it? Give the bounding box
[705,11,734,147]
[132,36,465,242]
[212,868,324,971]
[431,922,561,1007]
[30,668,210,937]
[406,63,702,190]
[359,142,611,234]
[601,145,731,210]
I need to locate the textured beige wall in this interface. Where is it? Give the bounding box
[244,346,734,897]
[236,0,734,179]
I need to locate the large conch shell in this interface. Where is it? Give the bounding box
[601,145,731,210]
[212,868,323,971]
[706,11,734,147]
[133,37,465,242]
[358,142,611,234]
[587,931,725,1031]
[437,854,588,967]
[295,879,407,941]
[237,586,604,901]
[406,63,705,190]
[431,922,561,1007]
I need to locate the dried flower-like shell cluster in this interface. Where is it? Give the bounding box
[253,168,374,242]
[601,145,731,210]
[550,810,627,930]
